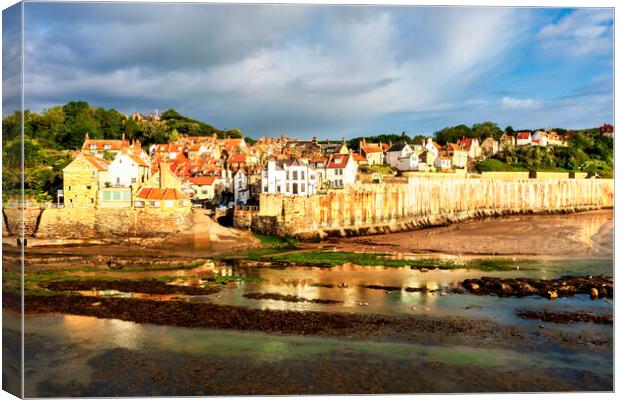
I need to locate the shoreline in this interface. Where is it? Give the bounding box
[6,208,614,261]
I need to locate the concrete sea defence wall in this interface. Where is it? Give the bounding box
[254,177,614,240]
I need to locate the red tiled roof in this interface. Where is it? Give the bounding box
[228,154,247,163]
[188,176,217,186]
[517,132,530,140]
[136,187,188,200]
[361,145,382,154]
[352,153,366,162]
[327,154,349,169]
[310,156,328,163]
[82,155,110,171]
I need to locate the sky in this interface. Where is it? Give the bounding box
[5,3,615,139]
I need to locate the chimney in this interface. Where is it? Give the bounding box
[159,162,168,188]
[85,132,90,142]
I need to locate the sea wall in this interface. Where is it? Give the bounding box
[254,177,614,239]
[7,206,194,240]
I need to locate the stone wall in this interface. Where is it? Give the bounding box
[255,177,614,240]
[30,206,192,239]
[2,207,43,237]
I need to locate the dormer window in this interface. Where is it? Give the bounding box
[104,144,111,150]
[90,144,97,149]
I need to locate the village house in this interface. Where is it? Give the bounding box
[480,137,499,157]
[261,158,318,196]
[100,151,150,188]
[359,139,384,166]
[186,175,218,201]
[321,140,349,156]
[434,156,452,172]
[308,156,329,189]
[326,153,357,188]
[396,150,425,171]
[441,143,468,171]
[233,169,250,204]
[385,143,412,168]
[531,131,548,147]
[62,154,110,208]
[499,133,516,149]
[457,137,481,159]
[516,131,532,146]
[134,163,190,209]
[81,133,143,159]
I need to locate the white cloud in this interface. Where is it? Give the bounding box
[537,9,613,57]
[501,97,538,109]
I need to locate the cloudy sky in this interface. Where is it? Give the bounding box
[13,3,616,138]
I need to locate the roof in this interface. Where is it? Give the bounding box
[361,145,382,154]
[309,156,328,163]
[188,176,217,186]
[82,139,127,151]
[386,143,409,152]
[135,187,188,200]
[352,153,366,162]
[327,154,350,169]
[82,155,110,171]
[128,154,149,167]
[517,131,531,140]
[457,138,476,150]
[227,154,247,164]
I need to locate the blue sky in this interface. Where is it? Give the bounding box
[12,3,615,138]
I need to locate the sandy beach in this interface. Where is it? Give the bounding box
[325,209,614,258]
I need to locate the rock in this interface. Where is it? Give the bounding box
[440,292,447,296]
[500,283,512,294]
[91,302,102,307]
[420,268,429,273]
[547,291,558,299]
[520,283,538,295]
[470,283,480,290]
[590,287,599,299]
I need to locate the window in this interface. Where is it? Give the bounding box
[68,186,72,190]
[164,200,174,207]
[150,201,160,207]
[179,200,187,206]
[301,183,305,192]
[286,184,290,192]
[131,178,137,183]
[292,183,298,194]
[86,185,92,190]
[90,144,97,149]
[276,185,281,193]
[116,178,120,184]
[134,201,145,208]
[293,171,298,180]
[104,144,111,150]
[301,171,305,180]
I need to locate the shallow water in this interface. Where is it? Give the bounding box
[73,256,613,332]
[11,311,611,396]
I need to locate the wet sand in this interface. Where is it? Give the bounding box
[327,209,614,258]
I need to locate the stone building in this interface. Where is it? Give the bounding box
[62,154,110,208]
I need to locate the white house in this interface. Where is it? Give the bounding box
[385,143,412,168]
[326,153,357,188]
[516,132,532,146]
[435,156,452,172]
[101,152,150,188]
[261,158,318,196]
[424,138,440,158]
[531,131,548,147]
[396,150,424,171]
[233,169,250,204]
